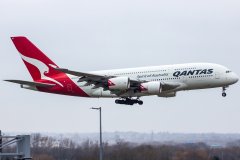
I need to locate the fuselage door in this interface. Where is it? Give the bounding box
[215,72,220,79]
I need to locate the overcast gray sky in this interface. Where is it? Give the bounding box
[0,0,240,133]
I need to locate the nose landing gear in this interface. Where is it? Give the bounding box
[115,98,143,105]
[222,87,227,97]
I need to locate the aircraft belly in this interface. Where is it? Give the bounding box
[80,86,117,98]
[79,85,150,98]
[186,79,224,90]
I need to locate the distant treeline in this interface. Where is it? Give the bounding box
[2,133,240,160]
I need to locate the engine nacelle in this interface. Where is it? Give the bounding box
[140,81,162,94]
[108,77,130,90]
[158,92,176,97]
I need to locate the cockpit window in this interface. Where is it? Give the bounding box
[226,70,232,73]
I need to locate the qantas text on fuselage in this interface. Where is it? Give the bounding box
[5,36,239,105]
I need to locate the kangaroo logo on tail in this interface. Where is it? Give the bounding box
[11,36,64,87]
[20,53,63,87]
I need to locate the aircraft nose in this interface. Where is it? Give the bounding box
[232,72,239,84]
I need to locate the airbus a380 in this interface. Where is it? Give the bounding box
[5,36,239,105]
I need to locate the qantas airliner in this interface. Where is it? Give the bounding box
[5,36,239,105]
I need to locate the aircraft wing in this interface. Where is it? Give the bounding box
[55,67,146,85]
[55,68,180,92]
[55,68,105,78]
[4,80,56,88]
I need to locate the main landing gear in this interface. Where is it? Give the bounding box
[115,98,143,105]
[222,86,227,97]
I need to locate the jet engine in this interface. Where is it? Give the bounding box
[108,77,130,90]
[140,81,162,94]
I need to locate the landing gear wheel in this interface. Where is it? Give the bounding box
[222,93,227,97]
[222,86,227,97]
[115,99,120,104]
[138,100,143,105]
[115,98,143,105]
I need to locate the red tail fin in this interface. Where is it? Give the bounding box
[11,36,61,81]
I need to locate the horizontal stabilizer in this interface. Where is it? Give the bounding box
[4,80,56,88]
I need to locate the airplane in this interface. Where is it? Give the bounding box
[5,36,239,105]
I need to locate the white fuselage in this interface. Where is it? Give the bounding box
[70,63,238,98]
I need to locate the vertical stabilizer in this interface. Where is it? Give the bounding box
[11,36,60,81]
